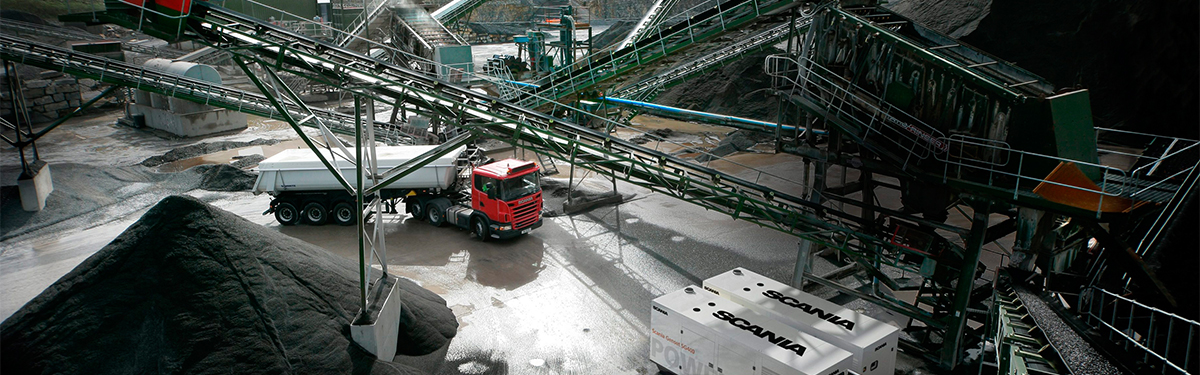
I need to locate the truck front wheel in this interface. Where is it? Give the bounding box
[332,202,356,226]
[471,217,489,241]
[303,202,328,225]
[275,202,300,226]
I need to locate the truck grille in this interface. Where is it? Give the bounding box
[511,192,541,229]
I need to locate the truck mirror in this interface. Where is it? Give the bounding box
[485,182,497,200]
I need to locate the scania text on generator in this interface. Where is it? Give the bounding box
[252,145,542,240]
[651,286,852,375]
[704,268,900,375]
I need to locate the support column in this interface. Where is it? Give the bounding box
[939,200,991,369]
[792,239,813,288]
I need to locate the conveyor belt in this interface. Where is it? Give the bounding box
[186,1,967,296]
[612,19,802,103]
[1011,284,1123,375]
[431,0,492,24]
[0,35,426,145]
[516,0,800,107]
[616,0,682,51]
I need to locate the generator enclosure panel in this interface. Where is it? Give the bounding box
[703,268,900,375]
[650,285,852,375]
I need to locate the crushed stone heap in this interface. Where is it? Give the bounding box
[1,195,457,375]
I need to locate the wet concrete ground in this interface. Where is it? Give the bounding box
[1,109,962,374]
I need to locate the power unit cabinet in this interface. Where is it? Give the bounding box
[703,268,900,375]
[650,285,853,375]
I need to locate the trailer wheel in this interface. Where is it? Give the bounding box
[332,202,356,226]
[303,202,328,225]
[426,202,445,227]
[471,217,489,241]
[406,200,424,221]
[275,202,300,226]
[655,364,673,375]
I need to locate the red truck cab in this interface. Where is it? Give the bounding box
[470,159,543,239]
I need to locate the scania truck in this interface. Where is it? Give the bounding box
[253,145,542,240]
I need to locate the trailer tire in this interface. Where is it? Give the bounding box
[406,200,424,220]
[332,202,356,226]
[471,217,489,241]
[303,202,328,225]
[426,202,445,227]
[275,201,301,226]
[655,364,674,375]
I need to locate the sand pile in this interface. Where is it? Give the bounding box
[1,195,457,374]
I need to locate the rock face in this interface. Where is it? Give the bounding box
[961,0,1198,140]
[888,0,1198,140]
[1,195,457,375]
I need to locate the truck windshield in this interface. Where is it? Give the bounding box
[500,172,540,201]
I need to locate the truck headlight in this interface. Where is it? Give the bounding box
[497,225,512,231]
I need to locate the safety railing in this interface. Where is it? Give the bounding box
[613,19,801,100]
[1079,286,1198,374]
[335,0,394,46]
[518,0,797,107]
[766,54,947,167]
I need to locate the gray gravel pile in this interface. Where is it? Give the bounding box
[1,195,457,374]
[1013,285,1123,375]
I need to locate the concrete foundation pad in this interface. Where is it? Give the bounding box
[351,275,401,360]
[18,161,53,212]
[129,104,247,137]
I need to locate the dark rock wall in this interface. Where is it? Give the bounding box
[959,0,1199,140]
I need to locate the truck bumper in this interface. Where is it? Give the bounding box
[491,219,542,239]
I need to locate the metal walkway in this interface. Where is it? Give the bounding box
[0,35,426,145]
[515,0,800,107]
[612,19,802,104]
[0,18,187,59]
[395,5,467,48]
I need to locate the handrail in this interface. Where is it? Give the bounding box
[1079,286,1198,374]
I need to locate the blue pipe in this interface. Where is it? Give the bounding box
[600,96,824,135]
[505,79,540,88]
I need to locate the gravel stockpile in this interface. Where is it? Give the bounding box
[1012,286,1122,375]
[1,195,457,374]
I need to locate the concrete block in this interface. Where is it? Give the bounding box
[24,79,49,89]
[22,88,44,97]
[52,78,75,87]
[129,104,247,137]
[18,161,53,211]
[45,85,57,95]
[39,71,64,80]
[61,85,80,93]
[69,99,81,107]
[52,93,64,101]
[350,276,401,360]
[33,96,53,105]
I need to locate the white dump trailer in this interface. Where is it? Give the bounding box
[651,285,852,375]
[703,268,900,375]
[253,145,463,194]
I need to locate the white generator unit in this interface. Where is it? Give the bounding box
[650,285,852,375]
[703,268,900,375]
